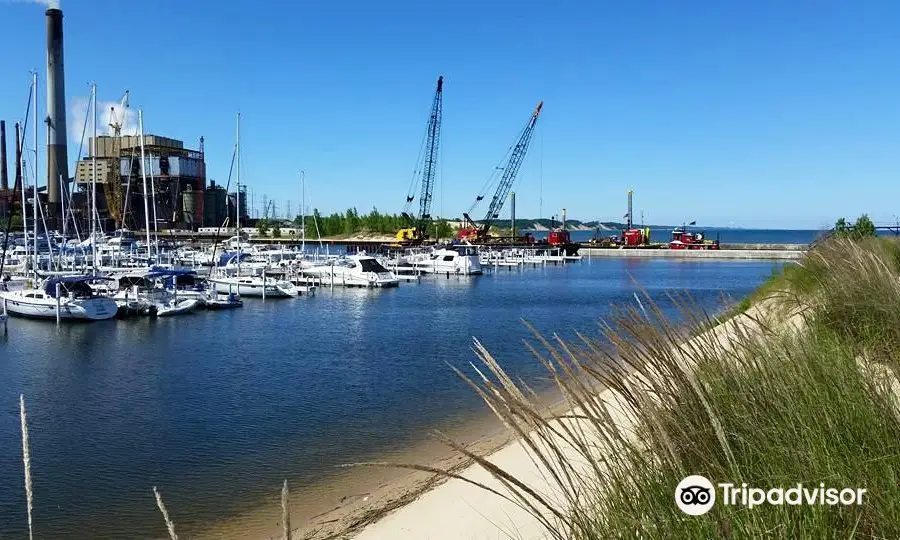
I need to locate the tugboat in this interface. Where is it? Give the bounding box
[669,224,720,250]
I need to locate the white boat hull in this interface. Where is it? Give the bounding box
[157,298,201,317]
[302,269,399,288]
[208,277,298,298]
[398,260,483,275]
[0,291,118,321]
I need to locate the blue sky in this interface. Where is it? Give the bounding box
[0,0,898,228]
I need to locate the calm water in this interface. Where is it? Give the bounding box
[0,258,778,539]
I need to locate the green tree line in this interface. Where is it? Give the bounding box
[833,214,876,240]
[261,207,456,239]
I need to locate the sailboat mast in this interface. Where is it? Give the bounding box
[149,156,159,259]
[236,112,241,274]
[32,71,38,279]
[300,169,305,249]
[91,82,98,273]
[18,124,28,274]
[138,110,152,263]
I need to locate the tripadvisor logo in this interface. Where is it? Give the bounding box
[675,475,867,515]
[676,475,716,515]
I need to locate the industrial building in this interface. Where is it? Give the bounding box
[9,3,249,234]
[203,181,248,228]
[74,134,208,231]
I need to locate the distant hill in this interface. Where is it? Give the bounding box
[485,218,669,232]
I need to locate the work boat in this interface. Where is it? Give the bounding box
[400,245,482,275]
[302,254,399,287]
[0,276,118,321]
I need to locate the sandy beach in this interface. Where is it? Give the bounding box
[192,409,517,540]
[348,301,788,540]
[190,300,785,540]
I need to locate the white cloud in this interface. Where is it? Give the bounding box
[4,0,61,8]
[68,94,138,151]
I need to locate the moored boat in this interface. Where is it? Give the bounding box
[302,254,400,287]
[396,245,482,276]
[208,275,299,297]
[0,276,118,321]
[204,292,243,310]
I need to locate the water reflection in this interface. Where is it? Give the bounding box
[0,259,776,539]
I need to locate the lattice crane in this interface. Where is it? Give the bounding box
[458,100,543,242]
[108,90,130,136]
[397,76,443,244]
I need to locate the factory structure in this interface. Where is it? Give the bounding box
[0,4,249,232]
[73,134,235,231]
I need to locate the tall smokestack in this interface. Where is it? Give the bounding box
[14,123,22,193]
[46,6,67,218]
[0,121,8,191]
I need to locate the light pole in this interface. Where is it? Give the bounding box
[300,170,306,241]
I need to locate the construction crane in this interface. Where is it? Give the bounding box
[108,90,130,136]
[103,90,130,223]
[458,100,543,242]
[396,75,443,245]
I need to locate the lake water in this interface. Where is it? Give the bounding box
[0,257,779,539]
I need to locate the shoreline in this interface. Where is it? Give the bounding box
[193,384,570,540]
[192,404,518,539]
[193,303,742,539]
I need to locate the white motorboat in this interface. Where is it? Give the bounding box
[175,248,214,267]
[0,276,118,321]
[157,297,202,317]
[208,275,299,297]
[398,245,482,275]
[302,254,399,287]
[204,291,243,310]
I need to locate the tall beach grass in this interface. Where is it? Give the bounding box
[458,237,900,539]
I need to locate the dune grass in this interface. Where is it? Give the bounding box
[461,236,900,539]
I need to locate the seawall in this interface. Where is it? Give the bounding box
[581,246,805,260]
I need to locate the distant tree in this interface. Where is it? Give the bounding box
[834,217,849,234]
[834,214,876,240]
[854,214,876,238]
[308,209,321,238]
[256,217,269,238]
[8,211,23,230]
[435,219,454,239]
[272,223,282,238]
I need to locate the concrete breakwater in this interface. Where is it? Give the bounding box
[582,245,805,260]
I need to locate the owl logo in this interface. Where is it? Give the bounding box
[675,475,716,515]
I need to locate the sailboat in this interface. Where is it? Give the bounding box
[207,113,299,299]
[0,276,118,321]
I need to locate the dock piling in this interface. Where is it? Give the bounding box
[55,282,61,325]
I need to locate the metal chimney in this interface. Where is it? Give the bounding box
[561,208,567,231]
[627,190,633,229]
[46,6,68,218]
[0,121,8,191]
